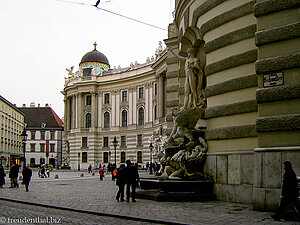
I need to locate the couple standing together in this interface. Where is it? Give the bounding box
[115,159,139,202]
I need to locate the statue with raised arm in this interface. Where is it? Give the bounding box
[169,47,204,111]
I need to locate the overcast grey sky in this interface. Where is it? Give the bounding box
[0,0,174,118]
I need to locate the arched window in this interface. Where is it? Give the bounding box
[137,151,142,163]
[86,113,91,128]
[121,152,126,163]
[121,110,127,127]
[104,112,110,128]
[103,152,109,163]
[138,107,144,126]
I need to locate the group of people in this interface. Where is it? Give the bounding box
[113,159,139,202]
[38,165,51,178]
[0,162,32,192]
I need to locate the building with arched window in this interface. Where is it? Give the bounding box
[62,42,167,171]
[62,0,299,210]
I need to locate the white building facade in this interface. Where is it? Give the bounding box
[0,95,25,167]
[62,44,167,170]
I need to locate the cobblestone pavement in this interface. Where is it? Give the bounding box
[0,200,156,225]
[0,170,299,225]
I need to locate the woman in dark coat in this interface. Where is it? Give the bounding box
[22,164,32,192]
[116,164,126,202]
[0,164,5,188]
[272,161,300,220]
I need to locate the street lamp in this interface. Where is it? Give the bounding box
[112,136,118,169]
[20,129,28,169]
[149,142,153,174]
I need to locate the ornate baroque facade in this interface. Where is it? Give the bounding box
[63,0,300,211]
[62,44,167,171]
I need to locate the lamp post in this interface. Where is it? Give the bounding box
[149,142,153,174]
[20,129,28,169]
[112,136,118,169]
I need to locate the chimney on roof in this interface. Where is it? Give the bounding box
[30,102,35,107]
[22,104,26,107]
[45,103,49,107]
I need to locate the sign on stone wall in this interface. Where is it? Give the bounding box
[263,72,284,87]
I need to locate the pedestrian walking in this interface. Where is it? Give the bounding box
[0,164,6,188]
[271,161,300,221]
[115,164,126,202]
[22,164,32,192]
[40,166,47,178]
[99,167,105,180]
[112,168,117,181]
[125,160,139,202]
[9,163,19,188]
[88,164,92,173]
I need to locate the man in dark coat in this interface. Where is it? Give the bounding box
[116,164,126,201]
[125,160,139,202]
[22,164,32,192]
[0,164,6,188]
[9,163,19,188]
[272,161,300,221]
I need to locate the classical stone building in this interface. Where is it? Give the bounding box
[19,104,64,168]
[63,0,299,211]
[62,43,167,171]
[170,0,300,211]
[0,95,25,167]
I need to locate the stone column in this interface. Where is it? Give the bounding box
[91,92,97,128]
[128,88,133,125]
[112,91,116,127]
[63,96,68,131]
[158,73,164,118]
[98,92,102,128]
[145,85,149,124]
[72,95,76,130]
[77,93,82,129]
[133,87,137,125]
[116,90,120,127]
[149,82,153,123]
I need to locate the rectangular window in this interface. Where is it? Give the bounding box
[82,152,87,163]
[103,152,109,163]
[82,137,87,148]
[50,131,55,140]
[137,134,142,146]
[50,144,55,152]
[104,93,110,104]
[103,137,108,147]
[40,143,45,152]
[31,131,35,140]
[121,136,126,147]
[40,131,45,140]
[86,95,91,105]
[30,143,35,152]
[154,83,157,95]
[122,90,127,102]
[138,87,144,99]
